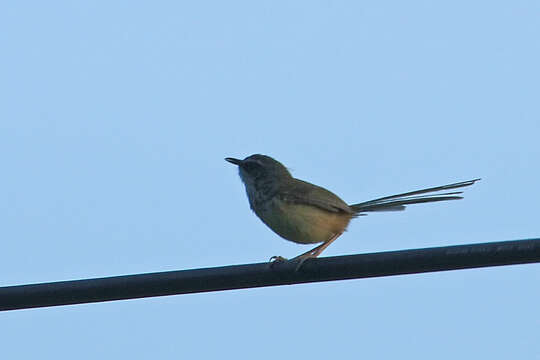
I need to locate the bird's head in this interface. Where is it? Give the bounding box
[225,154,292,193]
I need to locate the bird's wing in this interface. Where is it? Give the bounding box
[349,179,480,214]
[278,179,354,214]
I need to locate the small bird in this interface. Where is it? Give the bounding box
[226,154,479,265]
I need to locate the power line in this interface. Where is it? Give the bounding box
[1,238,539,311]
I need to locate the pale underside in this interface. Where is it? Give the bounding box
[255,196,352,244]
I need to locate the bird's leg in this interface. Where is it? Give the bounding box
[293,232,343,259]
[290,232,343,270]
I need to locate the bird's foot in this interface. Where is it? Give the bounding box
[290,254,314,271]
[269,255,288,263]
[268,254,311,272]
[269,255,300,271]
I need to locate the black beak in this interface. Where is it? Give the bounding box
[225,157,242,165]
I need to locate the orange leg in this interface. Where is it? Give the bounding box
[290,232,343,270]
[293,232,343,259]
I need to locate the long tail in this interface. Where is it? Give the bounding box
[349,178,480,214]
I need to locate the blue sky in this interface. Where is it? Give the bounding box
[1,1,539,359]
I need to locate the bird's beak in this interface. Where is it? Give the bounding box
[225,157,242,165]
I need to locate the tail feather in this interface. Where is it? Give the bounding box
[349,179,480,214]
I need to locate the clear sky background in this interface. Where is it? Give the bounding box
[1,1,539,359]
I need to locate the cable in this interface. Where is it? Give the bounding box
[1,238,539,311]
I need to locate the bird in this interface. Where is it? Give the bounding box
[225,154,479,266]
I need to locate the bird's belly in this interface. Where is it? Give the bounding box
[256,198,352,244]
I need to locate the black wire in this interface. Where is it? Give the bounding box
[1,238,539,311]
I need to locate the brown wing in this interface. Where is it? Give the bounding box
[278,178,354,215]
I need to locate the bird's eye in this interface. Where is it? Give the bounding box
[242,161,260,173]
